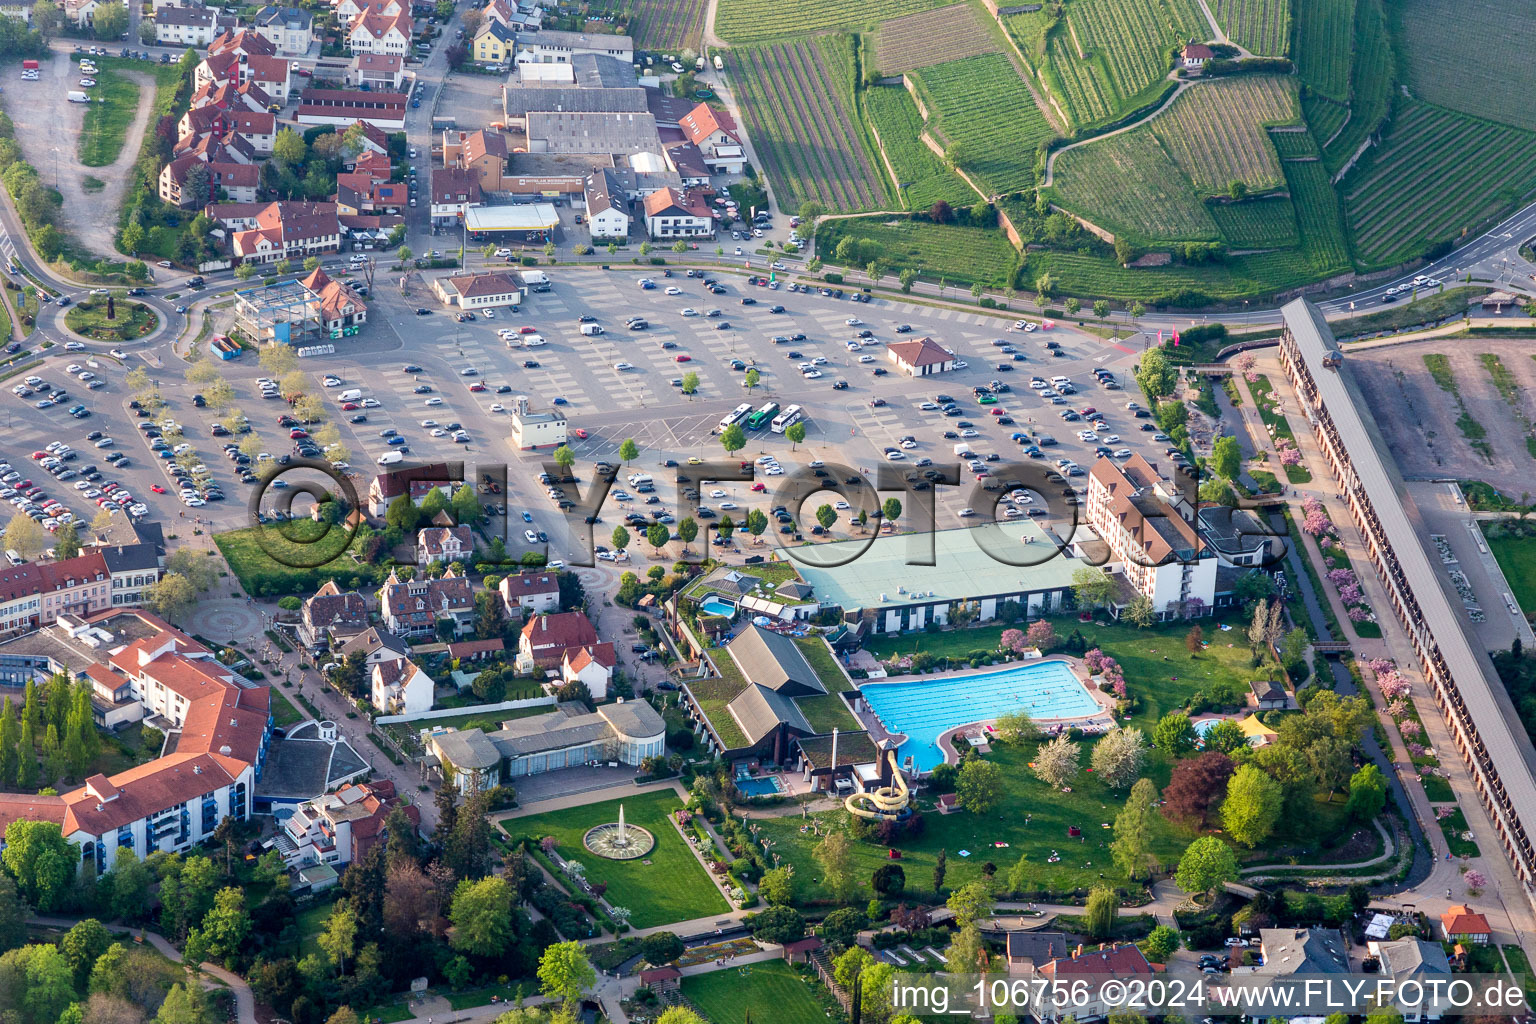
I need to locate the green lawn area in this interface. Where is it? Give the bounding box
[680,961,836,1024]
[269,686,306,727]
[863,615,1264,731]
[1503,944,1536,1005]
[214,523,374,598]
[296,900,333,957]
[63,299,158,341]
[798,692,859,733]
[78,69,142,166]
[1439,807,1481,858]
[409,703,553,733]
[680,561,803,601]
[1484,525,1536,615]
[498,789,728,928]
[447,985,523,1010]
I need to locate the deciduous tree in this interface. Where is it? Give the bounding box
[1161,751,1235,827]
[1110,778,1159,881]
[1032,735,1080,789]
[1174,836,1238,895]
[1220,764,1284,847]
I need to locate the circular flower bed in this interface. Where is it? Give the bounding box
[64,299,158,341]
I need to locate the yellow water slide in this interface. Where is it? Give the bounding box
[844,748,911,820]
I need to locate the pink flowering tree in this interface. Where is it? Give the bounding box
[1302,497,1332,537]
[1347,606,1372,622]
[1083,648,1108,674]
[1398,719,1423,739]
[999,628,1026,655]
[1184,596,1206,619]
[1464,870,1487,893]
[1365,658,1395,675]
[1026,619,1058,650]
[1386,699,1408,718]
[1377,670,1411,701]
[1236,352,1258,382]
[1279,447,1302,467]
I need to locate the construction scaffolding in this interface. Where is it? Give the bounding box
[233,278,327,346]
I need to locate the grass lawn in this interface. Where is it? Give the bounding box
[863,615,1265,732]
[447,985,523,1010]
[78,69,142,166]
[1503,944,1536,1005]
[1251,375,1313,483]
[214,523,374,598]
[296,900,333,957]
[269,685,306,727]
[1483,526,1536,616]
[408,703,552,733]
[680,961,836,1024]
[1422,774,1454,802]
[63,299,157,341]
[1439,807,1481,858]
[499,789,728,928]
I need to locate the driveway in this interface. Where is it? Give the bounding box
[0,55,156,259]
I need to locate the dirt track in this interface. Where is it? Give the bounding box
[1350,338,1536,495]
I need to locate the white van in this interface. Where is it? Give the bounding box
[953,443,975,457]
[628,472,653,486]
[339,388,363,402]
[4,549,23,566]
[377,451,404,465]
[522,335,546,347]
[580,323,603,336]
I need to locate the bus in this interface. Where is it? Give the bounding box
[719,403,752,431]
[770,405,804,433]
[745,402,780,431]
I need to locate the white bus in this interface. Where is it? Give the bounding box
[719,403,752,431]
[770,405,804,433]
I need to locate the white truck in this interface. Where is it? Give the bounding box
[521,334,546,348]
[67,91,90,103]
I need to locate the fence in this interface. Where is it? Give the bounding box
[374,694,556,726]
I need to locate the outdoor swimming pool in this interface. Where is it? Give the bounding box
[736,775,783,797]
[861,660,1101,772]
[700,597,736,617]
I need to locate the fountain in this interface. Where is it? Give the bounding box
[583,803,656,860]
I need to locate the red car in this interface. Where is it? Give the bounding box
[990,408,1005,416]
[518,326,538,334]
[674,354,691,363]
[750,482,766,492]
[469,382,486,392]
[341,402,359,411]
[151,485,166,494]
[30,451,46,460]
[573,428,588,439]
[290,429,309,439]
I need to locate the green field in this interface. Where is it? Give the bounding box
[1319,0,1393,174]
[1148,77,1297,193]
[681,961,834,1024]
[729,38,887,214]
[1053,131,1219,242]
[64,299,157,341]
[1211,0,1290,56]
[1048,0,1205,128]
[1344,102,1536,267]
[872,2,1001,75]
[816,215,1021,287]
[498,790,729,929]
[1393,0,1536,131]
[1210,196,1299,249]
[1024,246,1320,303]
[1268,128,1318,159]
[911,52,1055,194]
[1303,95,1349,148]
[214,523,374,598]
[1291,0,1353,100]
[1284,157,1351,274]
[864,84,977,209]
[716,0,949,42]
[1483,526,1536,616]
[78,70,142,167]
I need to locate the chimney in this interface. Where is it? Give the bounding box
[1074,944,1084,960]
[830,727,838,773]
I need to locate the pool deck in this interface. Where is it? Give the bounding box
[852,655,1118,771]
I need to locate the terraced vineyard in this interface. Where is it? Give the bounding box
[1291,0,1353,100]
[1344,102,1536,266]
[1394,0,1536,131]
[1043,33,1117,126]
[602,0,707,50]
[863,85,976,209]
[1284,158,1351,273]
[1268,128,1318,159]
[1025,246,1321,302]
[1053,131,1219,241]
[1320,0,1393,173]
[817,216,1020,286]
[716,0,950,42]
[1302,95,1349,147]
[911,53,1054,194]
[1149,77,1297,193]
[873,3,1000,75]
[1056,0,1206,124]
[1211,0,1290,56]
[1210,197,1299,248]
[729,40,887,213]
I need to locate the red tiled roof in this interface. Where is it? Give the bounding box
[521,611,598,652]
[1441,905,1491,935]
[63,753,237,836]
[678,101,738,148]
[1042,944,1152,978]
[0,792,66,832]
[887,336,953,368]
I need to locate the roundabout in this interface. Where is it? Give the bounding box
[64,297,159,341]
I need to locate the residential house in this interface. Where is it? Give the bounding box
[378,569,474,638]
[335,625,411,669]
[517,610,598,671]
[472,19,516,63]
[1257,928,1350,975]
[334,173,408,215]
[1036,944,1154,1021]
[584,169,630,240]
[1084,453,1217,616]
[560,642,615,700]
[159,148,260,208]
[278,779,417,867]
[209,26,277,57]
[886,336,955,376]
[416,526,473,567]
[497,570,560,617]
[365,463,454,516]
[252,5,315,55]
[296,88,407,130]
[177,108,278,155]
[513,29,633,64]
[191,79,276,116]
[0,553,115,637]
[349,52,405,90]
[1004,930,1071,976]
[1248,679,1291,710]
[441,129,509,194]
[642,187,714,239]
[99,544,164,609]
[1181,43,1213,69]
[481,0,515,28]
[230,202,343,264]
[154,5,238,47]
[1439,905,1491,944]
[431,272,523,310]
[348,7,411,55]
[370,657,432,714]
[62,0,98,26]
[298,267,368,334]
[334,0,402,20]
[1370,939,1451,1022]
[298,581,369,650]
[429,167,483,227]
[677,102,746,174]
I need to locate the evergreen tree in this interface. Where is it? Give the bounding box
[0,697,18,788]
[17,714,37,790]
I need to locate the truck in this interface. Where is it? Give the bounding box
[67,91,90,103]
[712,54,724,71]
[21,59,38,70]
[519,269,551,292]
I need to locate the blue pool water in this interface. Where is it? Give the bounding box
[1193,718,1218,737]
[700,598,736,617]
[861,660,1100,772]
[736,775,783,796]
